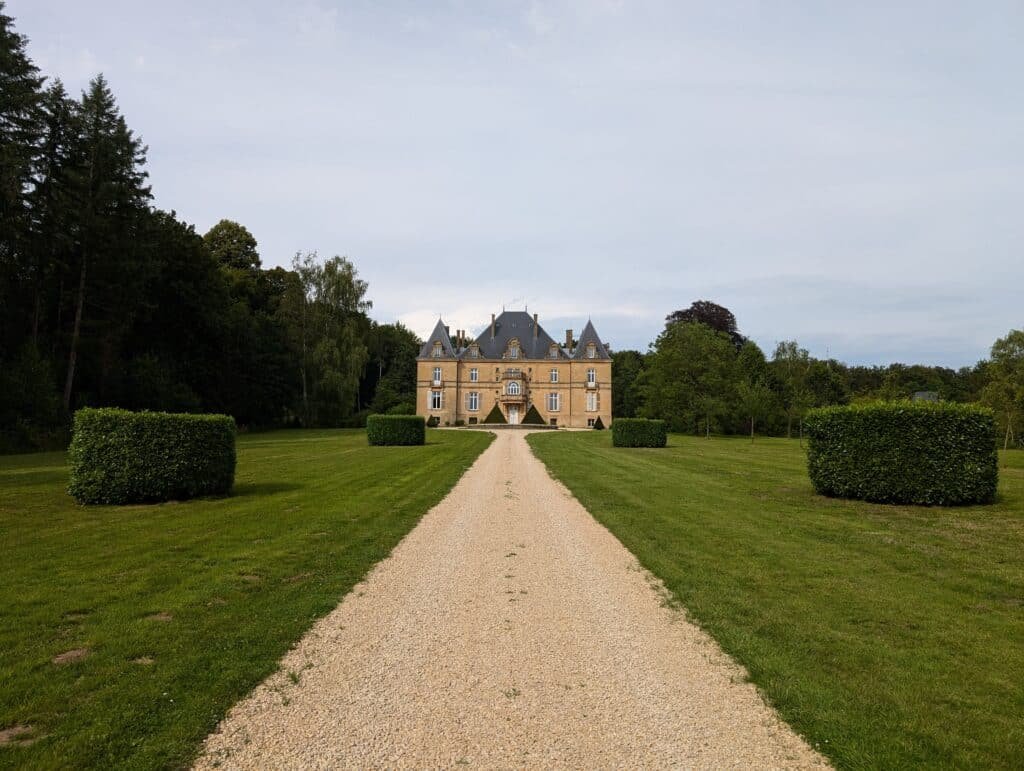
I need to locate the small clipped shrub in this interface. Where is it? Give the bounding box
[426,416,440,428]
[454,419,465,427]
[804,402,998,506]
[482,403,507,424]
[522,405,545,425]
[612,418,667,448]
[367,414,426,446]
[68,407,236,505]
[592,416,606,430]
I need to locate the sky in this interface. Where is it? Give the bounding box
[9,0,1023,367]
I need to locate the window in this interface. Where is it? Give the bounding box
[586,343,596,359]
[468,417,478,425]
[587,368,596,384]
[546,392,560,411]
[508,339,520,359]
[431,342,443,358]
[587,418,596,427]
[549,368,558,383]
[549,345,559,359]
[507,381,521,396]
[432,366,442,384]
[467,392,480,411]
[469,345,479,358]
[429,391,442,410]
[469,368,479,382]
[549,418,558,427]
[586,391,597,412]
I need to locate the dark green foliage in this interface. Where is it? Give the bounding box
[426,415,440,428]
[805,402,998,505]
[522,404,545,424]
[67,408,235,504]
[482,403,507,424]
[366,414,425,446]
[454,419,465,427]
[611,349,646,418]
[612,417,667,447]
[592,415,605,430]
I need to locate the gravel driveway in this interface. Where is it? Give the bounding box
[195,430,828,769]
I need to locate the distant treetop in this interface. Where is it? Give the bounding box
[204,219,261,271]
[666,300,746,348]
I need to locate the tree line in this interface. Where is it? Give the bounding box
[0,5,418,451]
[613,300,1024,447]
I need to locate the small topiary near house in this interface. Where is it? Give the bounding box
[611,418,667,447]
[804,401,998,506]
[68,407,236,505]
[522,404,545,425]
[592,416,605,430]
[366,414,426,446]
[482,403,507,424]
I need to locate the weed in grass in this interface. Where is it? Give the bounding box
[51,648,89,665]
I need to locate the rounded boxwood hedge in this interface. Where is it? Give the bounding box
[804,401,998,506]
[366,414,426,446]
[68,407,236,505]
[612,418,667,447]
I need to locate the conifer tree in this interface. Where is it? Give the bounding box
[62,75,151,409]
[0,0,45,342]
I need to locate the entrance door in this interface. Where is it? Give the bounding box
[508,405,520,425]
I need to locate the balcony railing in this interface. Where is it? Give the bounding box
[498,393,526,403]
[586,380,598,389]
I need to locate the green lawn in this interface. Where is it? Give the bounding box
[528,431,1024,769]
[0,428,491,769]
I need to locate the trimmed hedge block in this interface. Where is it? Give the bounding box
[367,414,426,446]
[612,418,667,447]
[68,407,236,505]
[804,402,998,506]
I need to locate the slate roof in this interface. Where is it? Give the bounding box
[572,319,611,360]
[418,311,609,361]
[417,318,457,359]
[471,311,563,360]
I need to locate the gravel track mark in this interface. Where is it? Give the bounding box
[195,431,828,769]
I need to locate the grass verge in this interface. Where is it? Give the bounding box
[527,431,1024,769]
[0,428,491,769]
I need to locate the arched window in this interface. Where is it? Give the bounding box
[507,381,521,396]
[507,339,520,359]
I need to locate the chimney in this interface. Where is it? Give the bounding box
[565,329,573,351]
[533,313,539,340]
[490,313,496,339]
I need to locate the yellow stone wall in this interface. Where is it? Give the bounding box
[416,358,612,428]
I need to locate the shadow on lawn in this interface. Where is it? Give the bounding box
[231,481,304,498]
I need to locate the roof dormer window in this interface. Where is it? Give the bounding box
[469,344,479,358]
[507,339,520,359]
[549,344,559,359]
[586,342,596,359]
[432,342,443,358]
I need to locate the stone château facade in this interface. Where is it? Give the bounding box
[416,311,612,428]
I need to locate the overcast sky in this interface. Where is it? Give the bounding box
[10,1,1023,366]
